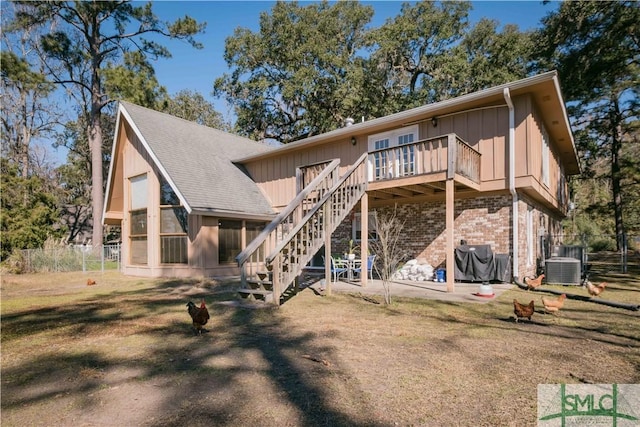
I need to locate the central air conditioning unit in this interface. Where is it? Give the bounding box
[545,257,581,285]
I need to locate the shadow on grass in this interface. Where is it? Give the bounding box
[1,277,386,426]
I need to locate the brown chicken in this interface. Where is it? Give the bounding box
[524,274,544,291]
[186,299,210,334]
[541,294,567,315]
[513,299,535,323]
[87,278,96,286]
[585,281,607,297]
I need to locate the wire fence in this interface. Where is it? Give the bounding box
[545,233,639,274]
[18,244,121,274]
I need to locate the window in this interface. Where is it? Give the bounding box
[129,174,148,265]
[160,177,187,264]
[352,212,378,242]
[368,125,419,180]
[219,220,242,264]
[398,133,415,176]
[372,138,390,180]
[542,127,550,187]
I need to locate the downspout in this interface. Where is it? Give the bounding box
[503,88,519,279]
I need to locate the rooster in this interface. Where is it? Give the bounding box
[186,299,210,335]
[513,299,535,323]
[584,281,607,297]
[524,274,544,291]
[541,294,567,315]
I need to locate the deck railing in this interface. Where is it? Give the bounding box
[367,133,480,184]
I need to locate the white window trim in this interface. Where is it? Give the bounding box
[367,125,419,181]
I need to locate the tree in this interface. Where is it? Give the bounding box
[1,4,60,179]
[214,0,374,143]
[369,206,405,305]
[536,0,640,250]
[9,1,205,246]
[0,158,62,261]
[450,19,534,94]
[161,89,230,131]
[366,1,471,109]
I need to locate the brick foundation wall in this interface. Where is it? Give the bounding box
[335,195,511,269]
[334,193,562,278]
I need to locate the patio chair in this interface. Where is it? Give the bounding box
[353,254,376,280]
[324,256,348,282]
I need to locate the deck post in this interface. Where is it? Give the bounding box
[324,202,332,296]
[360,192,369,287]
[446,178,455,292]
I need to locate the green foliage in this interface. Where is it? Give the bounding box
[589,237,616,252]
[103,51,168,108]
[367,1,471,107]
[160,90,230,131]
[0,159,63,260]
[0,51,50,89]
[214,0,374,143]
[216,1,536,143]
[8,0,206,245]
[536,0,639,249]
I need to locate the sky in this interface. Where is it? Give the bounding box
[148,0,560,123]
[43,0,560,164]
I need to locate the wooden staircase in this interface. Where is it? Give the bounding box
[236,153,368,305]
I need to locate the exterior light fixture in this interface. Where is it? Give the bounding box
[351,136,357,146]
[431,117,438,127]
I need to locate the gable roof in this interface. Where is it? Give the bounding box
[107,101,276,219]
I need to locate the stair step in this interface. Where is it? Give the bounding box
[257,271,272,280]
[239,288,272,295]
[246,279,273,290]
[238,288,274,303]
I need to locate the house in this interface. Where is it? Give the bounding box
[103,71,579,304]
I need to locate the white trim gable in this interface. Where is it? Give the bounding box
[117,103,192,214]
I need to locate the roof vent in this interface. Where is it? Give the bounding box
[345,117,354,127]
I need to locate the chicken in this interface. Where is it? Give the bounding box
[87,278,96,286]
[541,294,567,315]
[513,299,535,323]
[186,299,210,334]
[585,281,607,297]
[524,274,544,291]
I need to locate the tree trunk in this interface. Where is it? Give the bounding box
[89,112,103,248]
[610,98,624,251]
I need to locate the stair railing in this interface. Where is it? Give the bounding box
[236,159,340,288]
[267,153,368,302]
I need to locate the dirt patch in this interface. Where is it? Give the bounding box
[1,266,639,426]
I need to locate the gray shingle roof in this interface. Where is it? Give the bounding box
[119,101,275,217]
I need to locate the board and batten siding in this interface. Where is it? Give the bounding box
[244,138,363,211]
[243,93,568,214]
